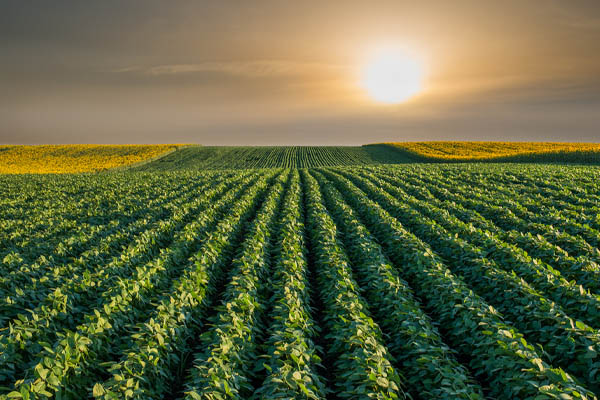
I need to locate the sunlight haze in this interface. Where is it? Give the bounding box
[1,1,599,144]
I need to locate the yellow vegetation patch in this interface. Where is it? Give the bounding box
[387,142,600,161]
[0,144,179,174]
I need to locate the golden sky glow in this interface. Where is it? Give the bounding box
[360,47,425,103]
[1,1,599,144]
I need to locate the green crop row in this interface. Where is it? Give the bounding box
[94,171,279,399]
[252,170,326,399]
[0,173,252,390]
[312,170,484,399]
[337,170,600,393]
[301,170,405,400]
[402,167,600,263]
[320,168,596,399]
[362,170,600,329]
[1,163,600,399]
[0,173,195,261]
[133,146,413,171]
[376,167,600,296]
[2,172,273,399]
[0,173,230,327]
[183,170,289,399]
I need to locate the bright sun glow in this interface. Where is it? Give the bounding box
[361,49,424,104]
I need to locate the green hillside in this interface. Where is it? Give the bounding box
[133,145,415,170]
[130,143,600,171]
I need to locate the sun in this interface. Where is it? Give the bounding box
[361,48,424,104]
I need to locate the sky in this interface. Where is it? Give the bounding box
[1,0,599,145]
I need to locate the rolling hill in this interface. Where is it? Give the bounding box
[132,145,414,170]
[384,141,600,163]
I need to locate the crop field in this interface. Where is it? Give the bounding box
[385,141,600,163]
[133,145,413,170]
[1,162,600,399]
[3,144,599,174]
[0,145,179,174]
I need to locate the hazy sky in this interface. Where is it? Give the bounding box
[1,1,599,145]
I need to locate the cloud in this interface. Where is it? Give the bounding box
[113,60,348,78]
[424,69,600,108]
[563,17,600,30]
[548,1,600,30]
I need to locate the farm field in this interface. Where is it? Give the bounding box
[385,141,600,163]
[0,145,180,174]
[2,143,600,174]
[133,145,413,170]
[1,163,600,399]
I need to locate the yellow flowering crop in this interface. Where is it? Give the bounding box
[388,142,600,161]
[0,144,180,174]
